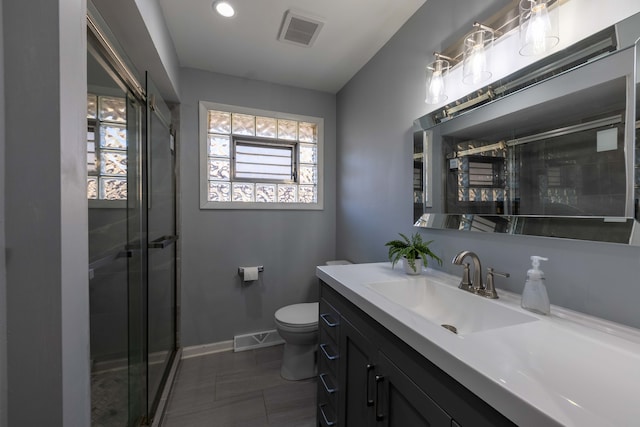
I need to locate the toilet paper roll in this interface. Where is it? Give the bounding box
[242,266,259,282]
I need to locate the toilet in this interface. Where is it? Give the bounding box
[275,302,319,380]
[275,260,351,380]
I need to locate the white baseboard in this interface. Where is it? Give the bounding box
[181,340,234,359]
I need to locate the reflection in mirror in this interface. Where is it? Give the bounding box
[87,52,128,203]
[413,16,640,245]
[444,103,626,217]
[413,131,425,223]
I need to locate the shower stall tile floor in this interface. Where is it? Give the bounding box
[161,344,316,427]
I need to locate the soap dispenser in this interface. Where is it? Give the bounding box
[521,256,550,315]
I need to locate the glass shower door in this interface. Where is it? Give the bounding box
[126,90,149,427]
[88,42,148,426]
[146,74,178,416]
[88,9,178,426]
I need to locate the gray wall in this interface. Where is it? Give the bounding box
[178,68,337,346]
[336,0,640,329]
[3,0,90,425]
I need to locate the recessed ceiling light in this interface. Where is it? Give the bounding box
[213,1,235,18]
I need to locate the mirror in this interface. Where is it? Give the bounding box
[413,16,640,245]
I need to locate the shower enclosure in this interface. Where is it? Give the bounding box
[87,7,178,426]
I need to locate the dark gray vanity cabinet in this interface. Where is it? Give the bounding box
[318,280,516,427]
[318,294,341,426]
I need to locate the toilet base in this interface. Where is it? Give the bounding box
[280,342,317,380]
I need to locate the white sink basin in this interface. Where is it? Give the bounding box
[367,277,538,335]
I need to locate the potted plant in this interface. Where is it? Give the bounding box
[385,232,443,275]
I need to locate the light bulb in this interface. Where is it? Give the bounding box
[425,59,449,104]
[462,29,492,85]
[519,0,558,56]
[214,1,235,18]
[527,3,551,54]
[469,45,487,84]
[427,72,445,103]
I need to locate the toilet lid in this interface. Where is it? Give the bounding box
[275,302,319,327]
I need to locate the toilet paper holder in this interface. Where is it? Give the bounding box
[238,266,264,275]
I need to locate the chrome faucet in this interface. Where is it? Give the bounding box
[452,251,483,293]
[452,251,510,299]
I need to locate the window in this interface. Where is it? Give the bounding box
[200,101,323,209]
[87,94,128,202]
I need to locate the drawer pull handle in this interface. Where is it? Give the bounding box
[320,343,338,361]
[320,373,336,394]
[320,313,339,328]
[375,375,385,421]
[366,364,375,406]
[319,404,336,426]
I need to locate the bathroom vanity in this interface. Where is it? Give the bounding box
[316,263,640,427]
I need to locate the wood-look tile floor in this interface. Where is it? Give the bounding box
[161,345,317,427]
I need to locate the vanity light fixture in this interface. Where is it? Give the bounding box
[425,53,453,104]
[462,22,495,85]
[519,0,559,56]
[213,0,235,18]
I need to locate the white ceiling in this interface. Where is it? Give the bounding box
[158,0,427,93]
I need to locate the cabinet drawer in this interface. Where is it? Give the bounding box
[319,297,340,342]
[318,370,338,410]
[319,329,340,375]
[318,403,338,427]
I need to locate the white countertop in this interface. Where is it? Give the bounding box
[317,262,640,427]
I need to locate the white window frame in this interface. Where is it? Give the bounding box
[199,101,324,210]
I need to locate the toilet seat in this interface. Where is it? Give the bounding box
[275,302,319,329]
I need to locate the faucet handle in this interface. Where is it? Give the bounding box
[457,262,473,291]
[483,267,510,299]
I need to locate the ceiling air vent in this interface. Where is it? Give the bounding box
[278,10,324,47]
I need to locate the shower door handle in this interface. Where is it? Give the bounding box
[148,235,178,249]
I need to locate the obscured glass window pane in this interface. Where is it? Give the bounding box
[298,122,317,143]
[256,183,276,203]
[99,96,126,123]
[299,144,317,164]
[208,134,230,157]
[256,117,277,138]
[87,177,98,199]
[232,113,255,136]
[100,124,127,149]
[298,185,317,203]
[101,151,127,175]
[208,158,230,181]
[232,182,255,202]
[299,165,317,184]
[208,181,231,201]
[278,184,297,203]
[100,177,127,200]
[208,110,231,134]
[87,94,97,119]
[277,119,297,140]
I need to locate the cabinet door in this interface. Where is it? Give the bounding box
[339,318,377,426]
[375,352,451,427]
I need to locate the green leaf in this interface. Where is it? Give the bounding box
[383,232,443,269]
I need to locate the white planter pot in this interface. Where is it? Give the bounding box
[403,257,423,275]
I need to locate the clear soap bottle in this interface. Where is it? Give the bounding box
[521,256,550,315]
